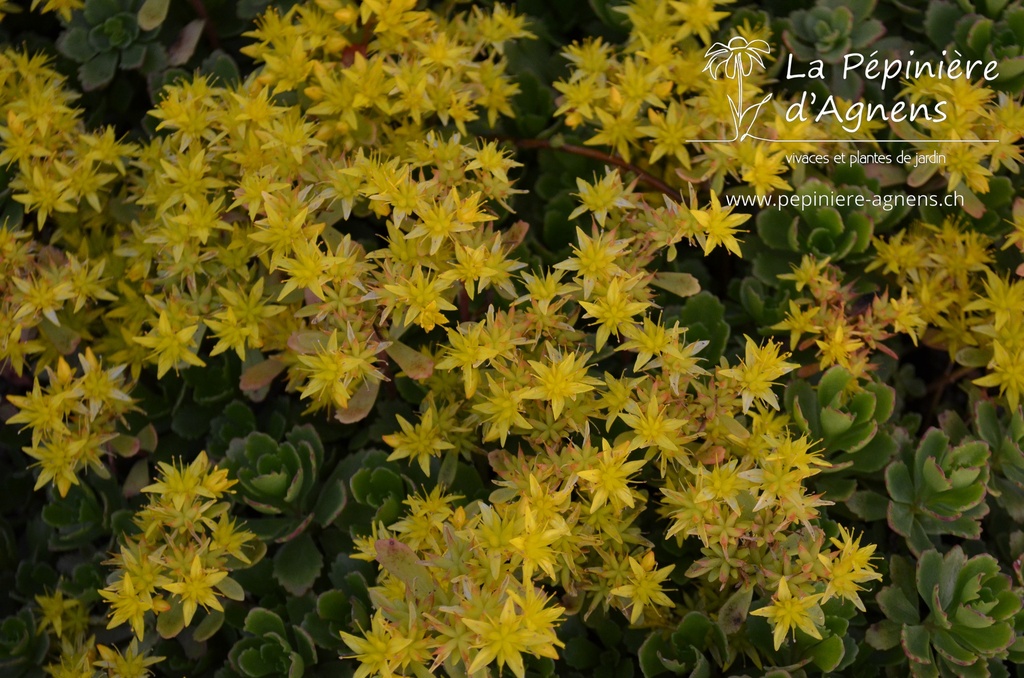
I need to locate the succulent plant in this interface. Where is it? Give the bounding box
[338,448,410,534]
[940,400,1024,522]
[752,177,908,283]
[871,547,1024,677]
[786,366,899,504]
[638,609,730,677]
[787,366,897,457]
[0,609,49,678]
[229,608,318,678]
[925,1,1024,94]
[56,0,168,91]
[885,428,990,555]
[785,0,885,64]
[299,558,375,653]
[224,425,348,543]
[783,0,888,98]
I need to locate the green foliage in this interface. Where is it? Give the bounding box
[2,0,1024,676]
[224,425,332,541]
[0,609,50,678]
[784,0,885,64]
[873,547,1024,676]
[57,0,167,90]
[638,610,728,678]
[782,0,886,97]
[229,607,318,678]
[886,429,990,555]
[925,1,1024,93]
[754,178,903,266]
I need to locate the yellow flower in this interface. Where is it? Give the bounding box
[586,101,643,162]
[719,335,797,412]
[617,316,686,372]
[819,525,881,611]
[815,323,864,370]
[750,576,824,650]
[141,452,226,511]
[94,639,164,678]
[464,595,564,678]
[381,267,458,332]
[888,290,927,346]
[132,311,205,378]
[473,375,533,445]
[579,276,651,351]
[742,147,793,197]
[576,437,646,513]
[568,169,636,228]
[673,0,730,44]
[610,551,675,624]
[974,343,1024,411]
[778,254,832,292]
[690,191,748,257]
[553,226,631,298]
[340,612,412,678]
[771,300,821,350]
[619,388,688,454]
[161,556,228,627]
[638,101,698,166]
[99,575,153,641]
[35,591,82,640]
[519,346,602,420]
[382,406,455,476]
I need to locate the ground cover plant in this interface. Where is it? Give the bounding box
[1,0,1024,676]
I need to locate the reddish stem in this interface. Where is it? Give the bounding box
[492,136,683,203]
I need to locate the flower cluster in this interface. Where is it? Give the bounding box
[868,216,1024,409]
[6,350,133,497]
[20,0,1024,674]
[101,451,255,640]
[771,253,927,381]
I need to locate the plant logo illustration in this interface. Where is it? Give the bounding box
[700,36,773,142]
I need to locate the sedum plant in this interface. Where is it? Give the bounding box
[782,0,887,98]
[924,0,1024,95]
[885,428,990,556]
[872,547,1024,677]
[55,0,167,91]
[1,0,1024,676]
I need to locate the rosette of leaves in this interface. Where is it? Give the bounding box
[637,603,733,677]
[56,0,168,91]
[299,556,375,653]
[333,448,412,537]
[783,0,886,98]
[784,0,885,63]
[224,425,348,543]
[871,548,1024,677]
[786,367,898,503]
[0,609,49,678]
[752,178,901,281]
[229,608,318,678]
[968,400,1024,521]
[885,428,990,555]
[924,1,1024,94]
[787,367,897,457]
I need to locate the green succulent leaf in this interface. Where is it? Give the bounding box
[273,532,323,596]
[57,26,98,62]
[137,0,170,31]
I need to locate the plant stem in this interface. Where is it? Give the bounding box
[458,284,471,323]
[490,135,682,203]
[925,363,976,426]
